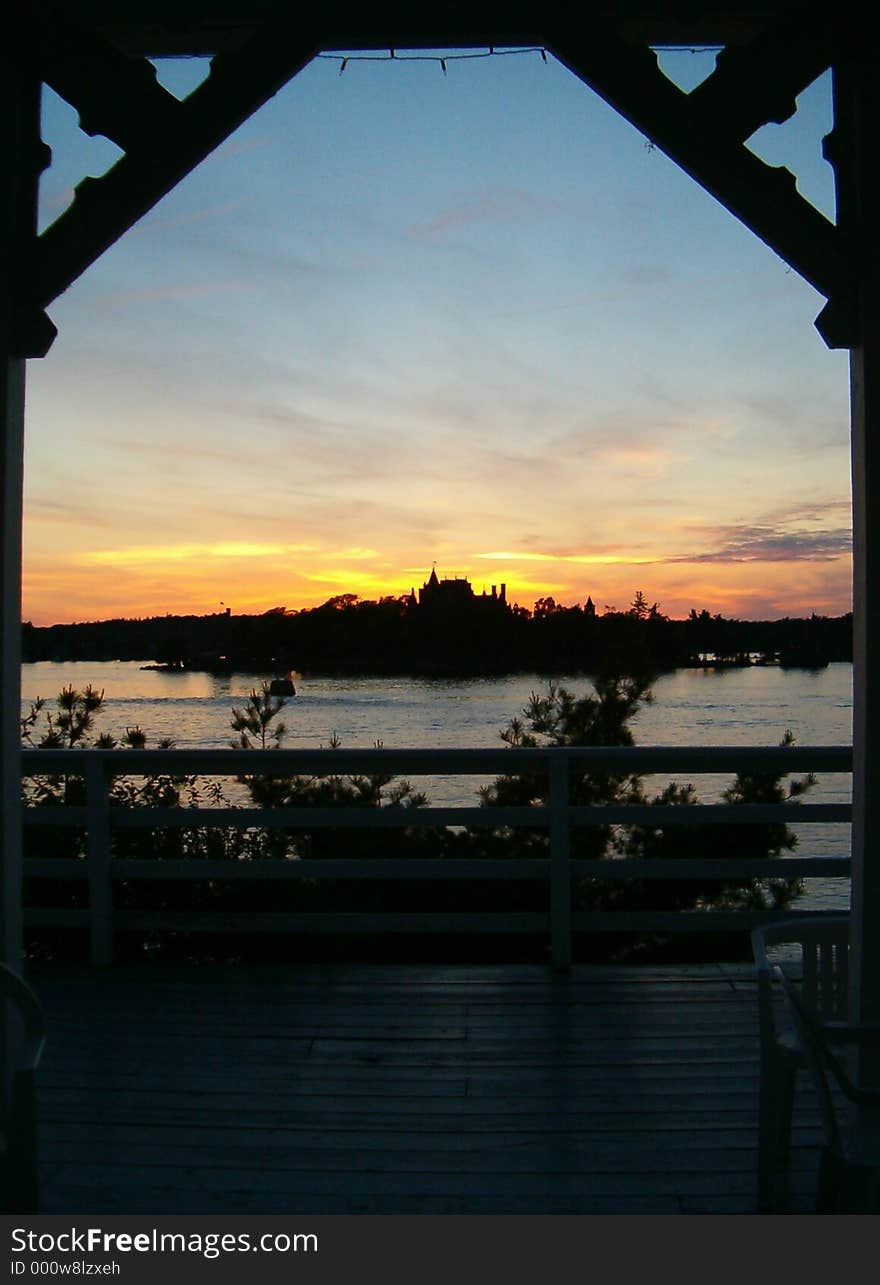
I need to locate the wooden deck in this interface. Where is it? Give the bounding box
[29,961,823,1214]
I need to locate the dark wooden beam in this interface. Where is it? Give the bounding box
[0,50,44,970]
[62,1,818,58]
[34,11,320,310]
[687,13,832,139]
[831,50,880,1066]
[548,20,852,333]
[36,9,181,153]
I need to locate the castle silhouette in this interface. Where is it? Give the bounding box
[409,568,508,613]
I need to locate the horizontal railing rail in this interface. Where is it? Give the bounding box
[21,745,855,773]
[20,745,853,967]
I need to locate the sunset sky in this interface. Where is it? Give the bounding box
[24,47,852,626]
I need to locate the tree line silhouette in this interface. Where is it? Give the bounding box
[22,591,853,676]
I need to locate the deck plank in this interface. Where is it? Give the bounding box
[29,961,822,1214]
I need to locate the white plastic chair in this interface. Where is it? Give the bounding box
[775,962,880,1211]
[751,916,850,1212]
[0,963,46,1213]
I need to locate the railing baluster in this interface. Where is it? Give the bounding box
[85,756,113,966]
[549,751,572,971]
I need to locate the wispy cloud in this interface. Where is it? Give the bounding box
[762,498,852,525]
[472,549,655,566]
[410,187,565,241]
[24,498,117,530]
[473,551,557,562]
[471,501,854,570]
[213,133,274,161]
[589,438,681,473]
[80,542,316,567]
[136,200,255,233]
[668,516,852,564]
[93,280,251,308]
[543,413,719,477]
[95,437,268,470]
[77,542,382,570]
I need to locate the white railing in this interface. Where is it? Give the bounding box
[21,745,853,968]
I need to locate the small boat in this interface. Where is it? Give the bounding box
[269,673,296,696]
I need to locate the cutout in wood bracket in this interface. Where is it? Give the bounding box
[653,47,722,95]
[148,57,214,102]
[38,86,123,234]
[746,72,835,223]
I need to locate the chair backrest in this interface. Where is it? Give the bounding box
[751,916,850,1045]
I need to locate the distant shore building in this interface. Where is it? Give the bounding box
[411,568,508,614]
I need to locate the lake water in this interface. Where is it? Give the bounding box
[21,659,853,751]
[22,660,853,909]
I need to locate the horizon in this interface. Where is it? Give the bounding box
[24,578,854,632]
[26,49,853,628]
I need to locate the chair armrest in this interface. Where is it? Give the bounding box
[787,1004,880,1108]
[0,963,45,1071]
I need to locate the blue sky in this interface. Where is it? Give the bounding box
[23,47,852,624]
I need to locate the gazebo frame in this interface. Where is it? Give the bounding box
[2,2,877,1067]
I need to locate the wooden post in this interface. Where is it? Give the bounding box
[832,49,880,1072]
[1,51,42,977]
[549,752,572,972]
[86,757,113,966]
[0,357,25,978]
